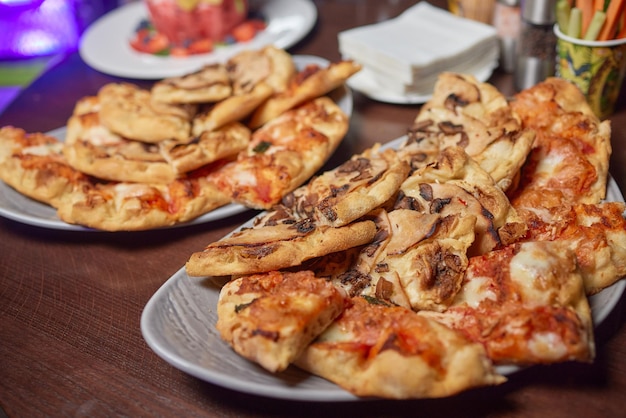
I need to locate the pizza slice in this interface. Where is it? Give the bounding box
[273,145,410,227]
[159,121,251,175]
[191,46,295,134]
[150,63,232,104]
[509,77,611,207]
[297,209,413,309]
[64,96,177,184]
[191,82,273,135]
[506,77,624,294]
[55,165,232,231]
[517,201,626,295]
[295,296,505,399]
[0,126,89,207]
[420,240,595,365]
[400,72,534,191]
[216,270,347,372]
[0,126,232,231]
[227,45,295,95]
[98,82,197,143]
[297,207,476,313]
[185,218,377,277]
[248,60,361,129]
[208,96,349,210]
[397,146,527,256]
[377,209,477,312]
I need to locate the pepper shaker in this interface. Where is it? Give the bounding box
[513,0,557,90]
[493,0,521,73]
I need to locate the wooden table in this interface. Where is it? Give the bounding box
[1,1,625,416]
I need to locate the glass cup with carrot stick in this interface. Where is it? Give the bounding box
[554,0,626,119]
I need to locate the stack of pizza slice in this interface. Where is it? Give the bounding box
[185,73,626,399]
[0,46,361,230]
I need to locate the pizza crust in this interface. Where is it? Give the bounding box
[186,219,377,277]
[296,297,505,399]
[161,122,251,175]
[64,98,177,184]
[208,96,349,209]
[284,145,410,227]
[248,60,361,129]
[98,83,196,143]
[151,63,232,104]
[216,270,346,372]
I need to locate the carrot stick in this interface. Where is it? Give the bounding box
[599,0,626,40]
[617,10,626,38]
[594,0,606,11]
[578,0,595,36]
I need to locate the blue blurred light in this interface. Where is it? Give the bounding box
[0,0,80,59]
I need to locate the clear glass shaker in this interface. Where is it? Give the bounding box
[493,0,521,73]
[514,0,557,90]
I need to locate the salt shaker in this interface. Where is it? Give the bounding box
[514,0,557,90]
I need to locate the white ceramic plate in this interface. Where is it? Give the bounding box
[347,62,498,105]
[0,55,352,231]
[141,135,626,401]
[79,0,317,79]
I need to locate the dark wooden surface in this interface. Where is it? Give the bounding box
[1,1,626,417]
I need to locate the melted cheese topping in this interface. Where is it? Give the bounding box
[534,151,563,182]
[24,143,63,156]
[509,243,559,306]
[455,275,497,308]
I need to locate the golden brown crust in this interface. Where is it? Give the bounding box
[64,97,177,184]
[217,270,346,372]
[401,72,534,191]
[0,127,87,206]
[98,83,196,143]
[282,145,410,227]
[161,122,251,174]
[0,127,231,231]
[248,60,361,129]
[190,46,295,134]
[185,219,377,277]
[208,96,349,209]
[227,45,295,95]
[56,182,179,230]
[151,63,232,104]
[296,297,505,399]
[191,82,273,135]
[56,174,231,231]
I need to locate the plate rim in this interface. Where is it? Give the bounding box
[141,135,626,401]
[79,0,318,79]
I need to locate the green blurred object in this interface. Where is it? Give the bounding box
[0,57,50,87]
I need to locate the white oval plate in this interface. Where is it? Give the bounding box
[141,135,626,401]
[79,0,317,79]
[0,55,352,231]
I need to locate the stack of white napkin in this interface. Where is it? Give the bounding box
[338,2,499,97]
